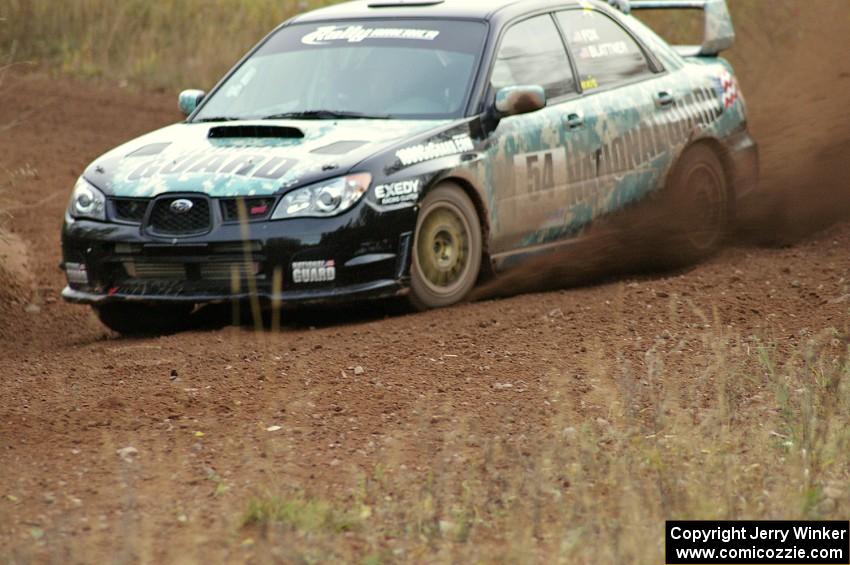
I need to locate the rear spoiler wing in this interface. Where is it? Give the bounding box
[607,0,735,57]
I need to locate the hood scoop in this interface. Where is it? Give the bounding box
[208,125,305,139]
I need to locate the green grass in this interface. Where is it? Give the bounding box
[242,493,359,533]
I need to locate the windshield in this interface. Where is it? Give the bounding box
[194,19,488,122]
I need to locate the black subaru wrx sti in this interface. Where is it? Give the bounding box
[61,0,758,334]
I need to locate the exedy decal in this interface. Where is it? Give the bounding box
[375,179,421,206]
[396,134,474,167]
[302,26,440,46]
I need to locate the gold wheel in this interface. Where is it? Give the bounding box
[410,184,482,310]
[416,204,470,294]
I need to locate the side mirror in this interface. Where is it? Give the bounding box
[495,85,546,117]
[178,89,206,116]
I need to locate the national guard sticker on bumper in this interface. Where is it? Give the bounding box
[292,260,336,284]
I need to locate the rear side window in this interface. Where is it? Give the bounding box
[557,10,652,91]
[491,15,576,100]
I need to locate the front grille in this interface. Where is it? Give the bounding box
[221,197,276,223]
[200,262,261,281]
[125,262,185,279]
[113,198,149,223]
[147,196,211,236]
[123,261,261,281]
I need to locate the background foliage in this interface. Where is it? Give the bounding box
[0,0,797,91]
[0,0,332,89]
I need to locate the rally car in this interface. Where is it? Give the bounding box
[61,0,758,334]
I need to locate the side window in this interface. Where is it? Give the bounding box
[491,15,576,100]
[556,10,652,91]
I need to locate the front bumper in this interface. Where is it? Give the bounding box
[61,201,415,306]
[61,279,406,305]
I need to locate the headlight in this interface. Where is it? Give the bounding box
[271,173,371,220]
[68,177,106,221]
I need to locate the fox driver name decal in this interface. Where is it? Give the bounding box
[375,179,421,206]
[396,134,474,167]
[302,26,440,45]
[292,260,336,284]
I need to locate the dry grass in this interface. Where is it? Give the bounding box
[0,0,333,90]
[219,315,849,564]
[4,321,847,563]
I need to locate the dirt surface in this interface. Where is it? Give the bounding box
[1,3,849,562]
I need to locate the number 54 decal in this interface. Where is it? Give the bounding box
[513,148,568,196]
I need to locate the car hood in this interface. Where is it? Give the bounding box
[84,119,450,198]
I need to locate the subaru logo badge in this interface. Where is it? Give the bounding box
[170,199,194,214]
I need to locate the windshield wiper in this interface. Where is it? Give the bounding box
[262,110,391,121]
[195,116,242,123]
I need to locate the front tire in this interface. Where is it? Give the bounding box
[94,302,194,336]
[410,184,482,310]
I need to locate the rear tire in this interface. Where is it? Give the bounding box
[656,144,731,267]
[409,184,482,310]
[94,303,194,336]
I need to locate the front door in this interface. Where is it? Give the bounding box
[488,13,600,255]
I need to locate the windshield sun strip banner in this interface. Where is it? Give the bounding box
[302,26,441,45]
[258,20,487,56]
